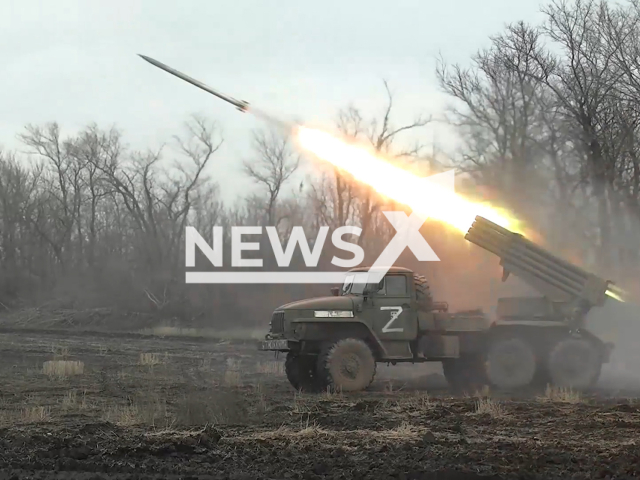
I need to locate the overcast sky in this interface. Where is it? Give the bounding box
[2,0,546,203]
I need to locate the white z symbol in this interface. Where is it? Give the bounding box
[381,306,403,333]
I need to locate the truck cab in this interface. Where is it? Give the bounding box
[259,266,489,393]
[262,267,426,357]
[340,267,423,347]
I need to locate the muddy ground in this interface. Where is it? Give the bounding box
[0,329,639,479]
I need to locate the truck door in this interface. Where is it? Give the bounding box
[367,274,416,341]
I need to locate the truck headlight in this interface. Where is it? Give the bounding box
[314,310,354,318]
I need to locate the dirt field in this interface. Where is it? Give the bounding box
[0,329,639,480]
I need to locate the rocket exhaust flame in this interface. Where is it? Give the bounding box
[606,287,625,302]
[138,54,627,303]
[294,126,518,234]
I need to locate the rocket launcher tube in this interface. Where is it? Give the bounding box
[496,244,587,293]
[466,230,587,296]
[508,236,592,283]
[468,218,576,273]
[466,237,602,304]
[465,216,611,309]
[469,236,584,299]
[509,243,588,286]
[466,228,587,290]
[504,256,587,297]
[471,217,589,280]
[500,258,585,298]
[467,219,594,289]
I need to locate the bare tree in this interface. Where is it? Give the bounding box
[437,0,640,286]
[77,115,223,311]
[242,127,300,226]
[498,1,631,270]
[309,80,431,248]
[18,123,84,271]
[436,22,584,248]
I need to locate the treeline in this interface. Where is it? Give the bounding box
[0,0,638,328]
[437,0,640,290]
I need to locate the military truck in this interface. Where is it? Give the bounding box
[258,216,619,393]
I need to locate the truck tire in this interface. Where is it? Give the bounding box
[285,352,322,393]
[547,338,602,389]
[442,354,487,394]
[486,336,536,390]
[413,274,433,311]
[317,338,376,392]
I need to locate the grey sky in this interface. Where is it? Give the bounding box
[2,0,545,204]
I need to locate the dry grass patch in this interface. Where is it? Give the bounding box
[61,389,88,409]
[539,385,583,404]
[295,421,331,437]
[103,404,142,426]
[473,397,505,417]
[138,352,168,367]
[384,422,423,440]
[322,386,345,399]
[224,358,243,386]
[407,392,432,409]
[21,406,51,423]
[50,344,70,360]
[0,405,53,426]
[103,395,171,428]
[255,360,285,375]
[252,383,269,415]
[42,360,84,379]
[224,369,242,386]
[291,393,322,415]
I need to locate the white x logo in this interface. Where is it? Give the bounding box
[366,211,439,282]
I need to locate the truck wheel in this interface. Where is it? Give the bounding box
[442,354,487,394]
[317,338,377,392]
[486,337,536,390]
[413,274,433,311]
[285,352,322,393]
[547,338,602,389]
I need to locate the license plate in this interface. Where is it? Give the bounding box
[259,339,289,351]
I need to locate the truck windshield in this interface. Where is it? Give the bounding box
[341,275,354,294]
[342,273,374,295]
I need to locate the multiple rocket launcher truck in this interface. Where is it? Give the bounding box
[134,54,622,394]
[259,216,622,393]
